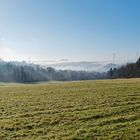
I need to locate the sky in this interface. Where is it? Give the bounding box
[0,0,140,63]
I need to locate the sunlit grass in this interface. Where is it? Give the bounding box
[0,79,140,139]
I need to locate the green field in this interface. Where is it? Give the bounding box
[0,79,140,140]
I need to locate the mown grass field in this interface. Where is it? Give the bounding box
[0,79,140,140]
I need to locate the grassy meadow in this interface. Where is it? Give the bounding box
[0,79,140,139]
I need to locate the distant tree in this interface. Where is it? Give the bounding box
[0,61,106,82]
[107,57,140,79]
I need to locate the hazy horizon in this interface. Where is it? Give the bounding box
[0,0,140,63]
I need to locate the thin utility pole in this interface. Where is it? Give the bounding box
[136,50,139,60]
[28,57,31,64]
[113,53,116,64]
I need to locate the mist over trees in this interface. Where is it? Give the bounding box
[0,57,139,83]
[0,60,105,82]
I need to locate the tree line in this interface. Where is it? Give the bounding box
[0,61,105,82]
[0,57,139,83]
[107,57,140,78]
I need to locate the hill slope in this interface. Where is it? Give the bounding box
[45,61,119,72]
[108,57,140,78]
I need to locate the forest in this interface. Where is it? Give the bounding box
[108,57,140,78]
[0,60,105,82]
[0,57,139,83]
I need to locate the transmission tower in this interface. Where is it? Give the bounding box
[136,50,139,60]
[28,57,31,64]
[113,53,116,64]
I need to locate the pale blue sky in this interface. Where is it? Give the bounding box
[0,0,140,63]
